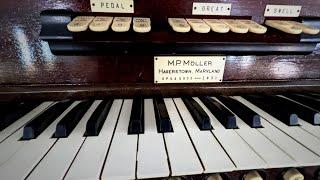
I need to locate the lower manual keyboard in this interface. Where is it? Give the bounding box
[0,94,320,179]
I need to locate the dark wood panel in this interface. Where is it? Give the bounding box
[0,0,319,100]
[1,55,320,85]
[0,80,319,102]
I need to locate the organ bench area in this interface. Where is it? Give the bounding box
[1,94,320,179]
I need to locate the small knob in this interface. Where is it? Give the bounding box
[206,173,223,180]
[243,170,263,180]
[283,168,304,180]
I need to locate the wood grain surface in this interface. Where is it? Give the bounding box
[0,0,319,100]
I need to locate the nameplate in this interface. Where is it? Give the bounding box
[154,56,226,84]
[90,0,134,13]
[192,3,231,16]
[264,5,301,17]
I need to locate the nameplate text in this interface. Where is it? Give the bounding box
[154,56,226,84]
[264,5,301,17]
[90,0,134,13]
[192,3,231,16]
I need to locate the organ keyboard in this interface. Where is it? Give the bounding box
[1,0,320,179]
[0,94,320,179]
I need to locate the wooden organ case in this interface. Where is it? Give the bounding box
[0,0,320,180]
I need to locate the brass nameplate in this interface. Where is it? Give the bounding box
[192,2,231,16]
[90,0,134,13]
[264,5,301,17]
[154,56,226,84]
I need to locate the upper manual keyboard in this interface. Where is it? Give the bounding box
[0,94,320,179]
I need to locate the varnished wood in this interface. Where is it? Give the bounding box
[0,80,319,102]
[0,0,319,101]
[0,0,319,178]
[1,55,319,84]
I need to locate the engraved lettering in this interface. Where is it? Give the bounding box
[98,2,126,10]
[155,56,225,83]
[168,60,175,66]
[165,60,213,66]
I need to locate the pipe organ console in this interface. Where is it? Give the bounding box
[0,0,320,179]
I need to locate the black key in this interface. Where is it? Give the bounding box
[270,95,320,125]
[128,97,144,134]
[284,94,320,112]
[0,102,41,131]
[199,96,237,129]
[23,101,73,140]
[85,100,113,136]
[153,98,173,133]
[243,95,298,126]
[182,97,212,130]
[55,100,93,138]
[216,96,262,128]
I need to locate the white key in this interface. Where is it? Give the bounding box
[0,102,53,143]
[111,17,132,32]
[265,20,302,34]
[163,98,203,176]
[27,101,101,180]
[65,100,123,180]
[238,20,267,34]
[101,99,138,180]
[194,97,267,170]
[168,18,191,33]
[235,96,320,166]
[89,16,113,32]
[133,17,151,33]
[0,102,54,166]
[0,102,79,180]
[203,19,230,33]
[186,19,211,33]
[220,19,249,33]
[233,118,296,168]
[298,118,320,139]
[173,98,235,173]
[216,97,296,168]
[136,99,170,179]
[284,21,319,35]
[236,96,320,156]
[67,16,95,32]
